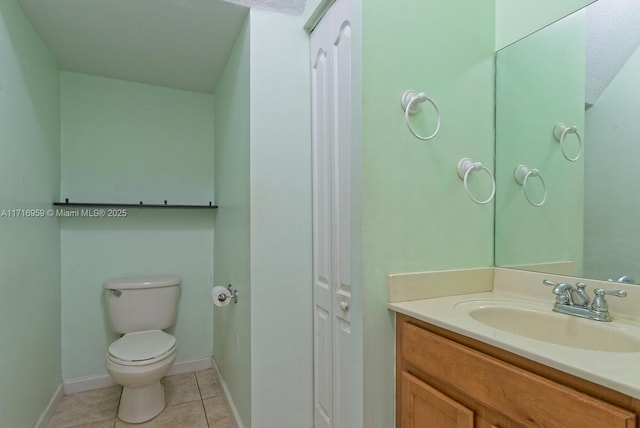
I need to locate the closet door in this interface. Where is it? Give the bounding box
[310,0,352,426]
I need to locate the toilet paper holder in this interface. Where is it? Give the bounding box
[217,284,239,304]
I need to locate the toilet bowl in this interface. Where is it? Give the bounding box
[103,275,181,423]
[106,330,177,423]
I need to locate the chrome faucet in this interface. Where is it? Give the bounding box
[609,275,636,284]
[542,279,627,322]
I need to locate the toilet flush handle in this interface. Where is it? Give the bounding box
[110,289,122,297]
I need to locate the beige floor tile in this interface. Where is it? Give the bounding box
[46,386,121,428]
[195,369,221,399]
[114,401,208,428]
[161,372,201,406]
[64,421,116,428]
[202,397,232,428]
[45,370,238,428]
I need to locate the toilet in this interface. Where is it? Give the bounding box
[104,275,181,423]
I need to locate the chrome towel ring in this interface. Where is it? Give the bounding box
[456,158,496,205]
[514,164,547,207]
[553,123,583,162]
[400,90,441,141]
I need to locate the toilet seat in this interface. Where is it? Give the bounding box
[108,330,176,366]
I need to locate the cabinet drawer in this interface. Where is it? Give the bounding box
[402,322,636,428]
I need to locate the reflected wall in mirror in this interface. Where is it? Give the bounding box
[495,0,640,283]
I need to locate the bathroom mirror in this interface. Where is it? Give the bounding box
[494,0,640,283]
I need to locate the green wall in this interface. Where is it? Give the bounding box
[584,45,640,280]
[60,72,215,380]
[214,10,312,428]
[248,10,312,427]
[495,12,585,274]
[361,1,495,426]
[0,1,61,426]
[60,72,215,204]
[213,16,252,428]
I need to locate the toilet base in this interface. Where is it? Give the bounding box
[105,338,176,424]
[118,381,165,424]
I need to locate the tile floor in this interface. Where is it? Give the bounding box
[46,369,234,428]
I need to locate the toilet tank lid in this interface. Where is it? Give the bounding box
[103,275,182,290]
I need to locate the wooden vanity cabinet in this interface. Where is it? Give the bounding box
[396,314,640,428]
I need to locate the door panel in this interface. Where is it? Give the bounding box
[312,22,333,428]
[311,1,352,426]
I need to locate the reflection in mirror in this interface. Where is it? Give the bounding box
[495,0,640,283]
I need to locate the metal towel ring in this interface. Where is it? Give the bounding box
[401,90,441,141]
[553,123,583,162]
[456,158,496,205]
[514,164,547,207]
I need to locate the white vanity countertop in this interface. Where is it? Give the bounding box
[388,268,640,400]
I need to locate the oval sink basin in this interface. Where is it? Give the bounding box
[463,303,640,353]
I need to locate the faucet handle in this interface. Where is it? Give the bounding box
[591,288,627,313]
[542,279,572,304]
[593,288,627,298]
[542,279,571,292]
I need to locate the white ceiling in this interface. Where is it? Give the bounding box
[585,0,640,105]
[223,0,305,15]
[18,0,249,94]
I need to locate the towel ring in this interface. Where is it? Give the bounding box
[553,123,583,162]
[514,164,547,207]
[456,158,496,205]
[401,90,441,141]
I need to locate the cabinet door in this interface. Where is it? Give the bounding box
[476,420,499,428]
[401,371,474,428]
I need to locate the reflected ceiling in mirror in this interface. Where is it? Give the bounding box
[494,0,640,283]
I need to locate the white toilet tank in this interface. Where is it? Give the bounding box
[104,275,181,334]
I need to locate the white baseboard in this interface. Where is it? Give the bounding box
[211,357,244,428]
[34,384,63,428]
[63,374,117,395]
[63,357,213,395]
[167,357,212,376]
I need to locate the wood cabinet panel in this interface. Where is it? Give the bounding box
[402,371,474,428]
[475,421,500,428]
[398,316,638,428]
[402,322,635,428]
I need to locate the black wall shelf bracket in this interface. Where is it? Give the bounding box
[53,198,218,209]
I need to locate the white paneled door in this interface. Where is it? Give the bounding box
[310,1,352,427]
